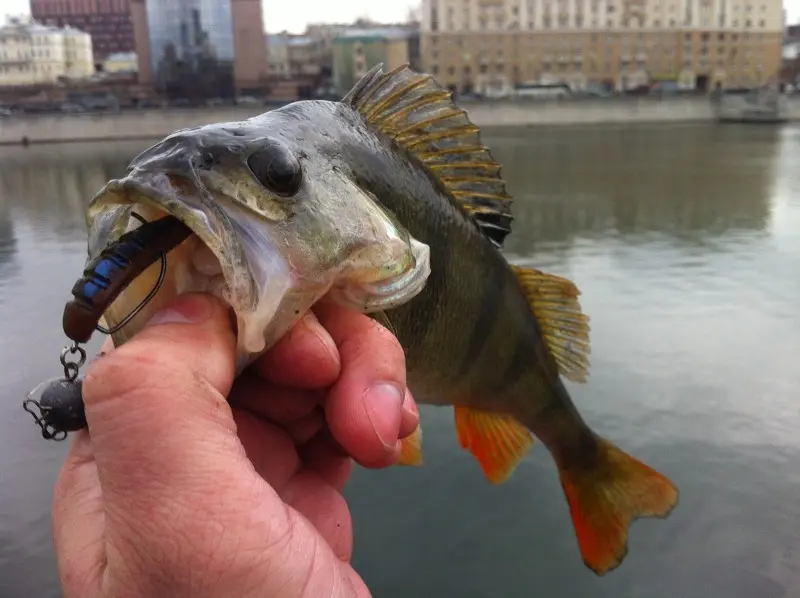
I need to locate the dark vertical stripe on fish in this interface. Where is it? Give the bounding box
[386,193,453,377]
[414,212,452,351]
[457,247,505,377]
[499,329,532,394]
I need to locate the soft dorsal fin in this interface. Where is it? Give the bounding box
[342,63,514,248]
[512,266,591,383]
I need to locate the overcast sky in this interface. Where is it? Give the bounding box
[2,0,419,32]
[2,0,798,30]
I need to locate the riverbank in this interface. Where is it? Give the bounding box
[2,96,799,145]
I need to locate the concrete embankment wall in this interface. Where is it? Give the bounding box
[1,97,798,145]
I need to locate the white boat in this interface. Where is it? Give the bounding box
[715,86,789,124]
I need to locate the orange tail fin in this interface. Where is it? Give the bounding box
[558,436,678,575]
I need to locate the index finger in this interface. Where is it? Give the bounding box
[252,311,341,389]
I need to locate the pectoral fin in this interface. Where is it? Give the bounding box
[397,424,424,466]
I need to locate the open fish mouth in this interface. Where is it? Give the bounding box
[84,169,292,364]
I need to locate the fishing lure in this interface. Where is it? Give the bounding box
[23,213,192,440]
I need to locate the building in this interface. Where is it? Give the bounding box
[266,33,322,78]
[332,28,413,94]
[420,0,785,94]
[305,23,351,75]
[266,22,421,91]
[103,51,138,74]
[0,16,94,87]
[266,33,291,78]
[30,0,134,67]
[131,0,268,98]
[781,23,800,84]
[287,35,323,77]
[405,21,422,71]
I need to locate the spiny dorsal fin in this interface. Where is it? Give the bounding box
[512,266,591,383]
[342,63,514,248]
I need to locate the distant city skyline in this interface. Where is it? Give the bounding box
[2,0,421,32]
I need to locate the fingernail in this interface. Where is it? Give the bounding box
[363,383,404,449]
[402,389,418,418]
[145,294,214,327]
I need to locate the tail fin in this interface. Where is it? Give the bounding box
[558,436,678,576]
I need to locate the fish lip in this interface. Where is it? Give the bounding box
[87,169,258,313]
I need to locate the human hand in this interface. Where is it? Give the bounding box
[51,292,420,598]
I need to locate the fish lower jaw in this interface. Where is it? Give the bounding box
[181,238,229,300]
[139,203,238,309]
[177,232,295,364]
[103,233,234,348]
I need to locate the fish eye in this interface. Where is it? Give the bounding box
[247,143,302,197]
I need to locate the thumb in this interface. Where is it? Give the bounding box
[82,292,256,526]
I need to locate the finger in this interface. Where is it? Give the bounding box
[97,336,115,357]
[314,304,409,469]
[81,293,273,537]
[300,432,353,492]
[285,408,325,445]
[253,311,340,389]
[51,432,106,596]
[232,408,300,492]
[281,472,353,561]
[229,372,322,424]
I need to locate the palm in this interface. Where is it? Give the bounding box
[229,377,356,563]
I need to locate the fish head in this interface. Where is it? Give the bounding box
[85,107,431,369]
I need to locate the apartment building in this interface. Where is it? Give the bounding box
[333,28,412,94]
[30,0,134,66]
[0,16,94,87]
[420,0,785,93]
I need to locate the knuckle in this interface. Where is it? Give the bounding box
[83,343,188,405]
[340,316,405,365]
[371,319,405,357]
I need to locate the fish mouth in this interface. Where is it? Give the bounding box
[86,169,293,366]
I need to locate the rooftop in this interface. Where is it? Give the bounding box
[105,52,137,62]
[266,33,315,47]
[0,18,88,37]
[334,27,411,42]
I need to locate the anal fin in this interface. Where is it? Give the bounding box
[397,424,423,466]
[454,406,534,484]
[511,266,591,384]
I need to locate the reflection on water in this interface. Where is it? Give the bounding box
[489,124,778,256]
[0,143,136,242]
[0,217,19,289]
[1,124,799,598]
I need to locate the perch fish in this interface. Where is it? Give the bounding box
[84,63,678,575]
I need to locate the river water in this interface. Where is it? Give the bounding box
[1,122,799,598]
